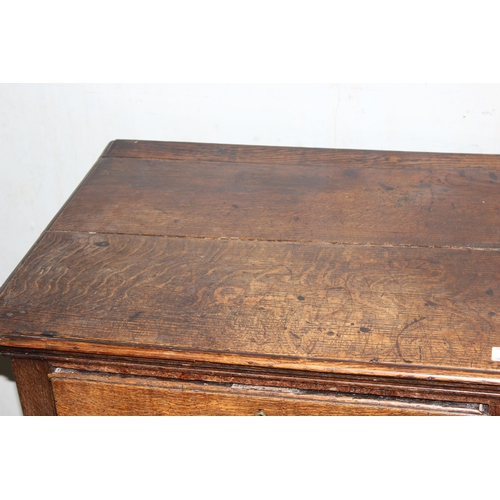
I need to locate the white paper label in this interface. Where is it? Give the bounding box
[492,347,500,361]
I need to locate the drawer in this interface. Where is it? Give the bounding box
[50,370,489,416]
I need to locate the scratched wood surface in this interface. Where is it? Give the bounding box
[50,372,487,416]
[1,141,500,384]
[51,155,500,248]
[1,230,499,372]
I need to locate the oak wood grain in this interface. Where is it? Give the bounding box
[41,352,500,405]
[2,141,500,416]
[50,371,487,416]
[0,160,107,305]
[1,231,499,376]
[104,140,500,170]
[51,155,500,248]
[11,358,56,415]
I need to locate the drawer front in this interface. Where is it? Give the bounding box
[50,371,488,416]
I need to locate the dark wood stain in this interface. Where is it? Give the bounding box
[103,140,500,170]
[50,153,500,248]
[2,140,500,415]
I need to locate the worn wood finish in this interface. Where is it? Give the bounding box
[2,140,500,415]
[50,371,488,416]
[104,140,500,170]
[1,230,499,376]
[11,358,56,416]
[9,346,500,409]
[44,355,500,404]
[51,155,500,248]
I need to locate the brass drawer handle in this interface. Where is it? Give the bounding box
[254,409,267,416]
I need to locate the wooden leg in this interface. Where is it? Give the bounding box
[11,358,57,416]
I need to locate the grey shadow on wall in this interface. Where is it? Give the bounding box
[0,355,16,382]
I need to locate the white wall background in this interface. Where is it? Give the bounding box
[1,83,500,415]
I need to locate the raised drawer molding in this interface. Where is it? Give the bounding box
[1,141,500,415]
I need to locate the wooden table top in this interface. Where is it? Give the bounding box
[1,140,499,385]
